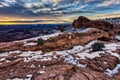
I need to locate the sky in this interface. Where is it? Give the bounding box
[0,0,120,24]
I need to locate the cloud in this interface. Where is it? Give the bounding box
[98,0,120,7]
[0,2,10,7]
[0,20,54,23]
[0,0,120,24]
[0,5,3,7]
[0,0,91,17]
[51,0,62,6]
[0,0,17,7]
[90,12,120,20]
[74,0,95,3]
[33,8,51,13]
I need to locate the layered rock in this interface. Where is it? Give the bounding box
[72,16,114,35]
[0,50,120,80]
[0,28,109,52]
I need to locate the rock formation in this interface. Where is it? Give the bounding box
[72,16,114,35]
[0,28,109,53]
[0,45,120,80]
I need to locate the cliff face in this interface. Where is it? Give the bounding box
[72,16,113,32]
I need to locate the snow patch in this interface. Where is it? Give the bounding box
[0,58,5,61]
[65,28,91,34]
[0,52,10,57]
[104,43,119,51]
[23,42,37,46]
[38,71,46,74]
[76,51,104,59]
[115,35,120,41]
[21,32,63,42]
[106,51,120,59]
[105,64,120,76]
[1,40,120,68]
[19,51,54,62]
[39,32,63,40]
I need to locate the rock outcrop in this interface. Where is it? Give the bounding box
[0,28,109,52]
[72,16,114,35]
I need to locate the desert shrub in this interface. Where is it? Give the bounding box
[92,42,105,51]
[37,38,44,46]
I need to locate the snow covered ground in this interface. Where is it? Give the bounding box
[1,40,120,67]
[0,40,120,80]
[1,28,120,79]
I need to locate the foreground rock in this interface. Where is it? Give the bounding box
[0,49,120,80]
[0,39,120,79]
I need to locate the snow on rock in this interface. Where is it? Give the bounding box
[106,51,120,59]
[9,50,22,54]
[115,35,120,41]
[0,58,5,61]
[1,40,120,68]
[85,40,98,48]
[6,74,33,80]
[104,18,120,24]
[64,55,86,67]
[26,74,33,80]
[19,51,49,62]
[76,28,91,33]
[23,42,37,46]
[105,64,120,76]
[39,32,63,40]
[19,50,57,62]
[30,64,35,68]
[38,71,46,74]
[76,51,104,59]
[7,78,24,80]
[64,28,91,34]
[104,43,120,51]
[20,51,42,57]
[66,45,84,53]
[46,44,104,67]
[0,52,10,57]
[22,32,63,42]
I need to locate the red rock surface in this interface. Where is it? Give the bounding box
[0,23,120,80]
[0,51,120,80]
[0,28,109,53]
